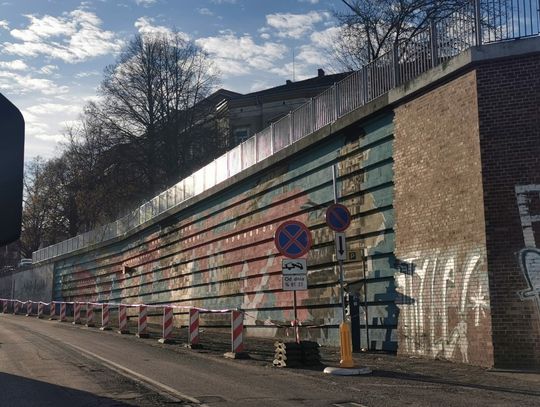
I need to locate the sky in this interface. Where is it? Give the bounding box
[0,0,348,160]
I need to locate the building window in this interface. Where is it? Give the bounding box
[233,127,250,145]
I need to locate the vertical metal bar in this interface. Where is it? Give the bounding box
[362,248,370,350]
[475,0,483,45]
[332,164,346,325]
[392,44,400,87]
[288,112,293,145]
[270,122,275,155]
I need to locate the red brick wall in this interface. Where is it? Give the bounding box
[393,70,494,367]
[476,53,540,368]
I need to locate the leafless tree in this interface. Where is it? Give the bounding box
[97,31,220,194]
[334,0,472,70]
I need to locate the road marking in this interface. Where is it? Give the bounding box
[64,342,204,406]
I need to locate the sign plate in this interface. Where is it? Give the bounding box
[325,203,351,232]
[335,232,347,261]
[282,259,307,275]
[274,220,312,259]
[282,274,308,291]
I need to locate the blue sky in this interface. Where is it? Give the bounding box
[0,0,347,159]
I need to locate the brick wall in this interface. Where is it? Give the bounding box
[393,71,494,367]
[476,54,540,368]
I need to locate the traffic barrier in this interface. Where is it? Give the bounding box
[59,302,67,322]
[14,301,19,315]
[49,301,56,320]
[37,302,43,319]
[231,310,244,354]
[188,308,200,348]
[86,302,95,327]
[2,299,7,313]
[26,301,32,316]
[73,302,82,324]
[136,305,149,338]
[118,304,129,334]
[159,306,174,343]
[100,303,110,330]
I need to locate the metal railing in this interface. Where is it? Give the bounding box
[32,0,540,264]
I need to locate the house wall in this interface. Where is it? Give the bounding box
[393,70,494,367]
[476,53,540,368]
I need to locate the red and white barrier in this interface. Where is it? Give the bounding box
[26,301,32,316]
[100,303,110,330]
[189,308,200,347]
[14,301,20,315]
[136,305,149,338]
[37,302,43,319]
[86,303,95,327]
[2,299,7,313]
[118,304,129,334]
[49,301,56,320]
[59,302,67,322]
[73,302,82,324]
[159,306,174,343]
[231,310,244,354]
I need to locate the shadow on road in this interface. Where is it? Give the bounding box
[0,372,137,407]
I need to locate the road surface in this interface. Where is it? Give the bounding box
[1,313,539,406]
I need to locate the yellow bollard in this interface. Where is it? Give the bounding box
[339,321,355,368]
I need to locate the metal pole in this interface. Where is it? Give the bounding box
[362,248,370,350]
[474,0,483,46]
[293,290,299,343]
[429,20,439,68]
[332,164,346,323]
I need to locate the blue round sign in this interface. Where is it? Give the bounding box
[325,203,351,232]
[274,220,312,259]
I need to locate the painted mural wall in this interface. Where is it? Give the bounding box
[48,114,396,348]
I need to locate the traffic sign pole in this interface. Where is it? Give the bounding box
[332,164,355,369]
[275,220,312,344]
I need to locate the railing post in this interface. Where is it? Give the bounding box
[333,83,339,120]
[361,67,369,104]
[310,97,316,132]
[474,0,482,46]
[270,122,275,155]
[288,112,293,144]
[429,20,439,68]
[392,44,400,87]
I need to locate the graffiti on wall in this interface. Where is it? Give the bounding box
[395,248,489,363]
[515,185,540,312]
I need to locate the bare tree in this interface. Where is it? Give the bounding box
[334,0,471,69]
[97,31,220,193]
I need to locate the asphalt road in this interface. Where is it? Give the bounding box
[1,313,540,407]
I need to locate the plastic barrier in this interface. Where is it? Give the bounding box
[73,302,82,325]
[0,297,245,356]
[100,303,110,330]
[86,302,95,327]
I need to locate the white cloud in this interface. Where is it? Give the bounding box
[135,0,157,6]
[26,103,81,116]
[296,26,340,66]
[75,70,100,78]
[198,8,214,16]
[0,19,9,30]
[39,64,59,75]
[210,0,237,4]
[299,0,319,3]
[134,17,190,41]
[34,133,65,143]
[266,11,330,39]
[3,9,124,63]
[196,33,287,77]
[0,71,69,95]
[0,59,28,70]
